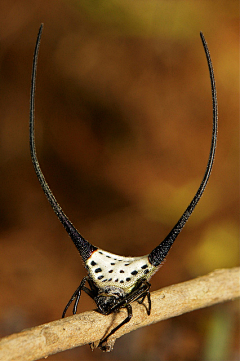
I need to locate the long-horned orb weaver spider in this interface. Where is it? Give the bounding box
[29,24,217,351]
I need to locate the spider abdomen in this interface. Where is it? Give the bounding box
[86,249,157,293]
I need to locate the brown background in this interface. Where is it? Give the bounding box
[0,1,239,360]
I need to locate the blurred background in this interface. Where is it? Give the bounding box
[0,1,239,360]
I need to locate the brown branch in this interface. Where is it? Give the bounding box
[0,267,239,360]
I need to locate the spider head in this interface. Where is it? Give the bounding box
[95,286,125,315]
[96,295,117,314]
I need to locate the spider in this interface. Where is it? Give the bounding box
[29,24,217,351]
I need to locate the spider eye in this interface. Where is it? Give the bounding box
[96,296,117,315]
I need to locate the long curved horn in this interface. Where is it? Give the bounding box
[29,24,97,262]
[148,32,218,267]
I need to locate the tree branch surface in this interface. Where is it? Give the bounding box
[0,267,239,360]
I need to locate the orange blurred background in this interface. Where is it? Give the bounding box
[0,1,239,360]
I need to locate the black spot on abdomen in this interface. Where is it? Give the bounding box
[131,270,138,275]
[95,268,102,273]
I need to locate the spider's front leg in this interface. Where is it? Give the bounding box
[98,280,152,350]
[98,303,133,351]
[62,276,94,317]
[136,281,151,315]
[137,290,151,315]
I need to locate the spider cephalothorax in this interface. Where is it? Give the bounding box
[29,24,218,351]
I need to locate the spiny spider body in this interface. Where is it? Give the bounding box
[29,24,217,351]
[86,249,157,294]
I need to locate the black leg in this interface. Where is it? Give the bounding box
[146,291,151,315]
[137,290,151,315]
[72,290,81,315]
[62,276,89,318]
[97,279,151,347]
[99,304,133,350]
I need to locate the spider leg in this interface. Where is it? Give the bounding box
[99,303,133,350]
[146,290,151,315]
[62,276,93,318]
[135,281,151,315]
[137,290,151,315]
[112,280,151,312]
[137,292,147,304]
[72,289,81,315]
[98,281,151,349]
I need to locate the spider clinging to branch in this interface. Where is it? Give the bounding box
[29,24,217,351]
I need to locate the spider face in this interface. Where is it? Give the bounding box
[96,295,118,315]
[95,287,124,315]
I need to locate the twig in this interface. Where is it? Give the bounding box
[0,267,239,360]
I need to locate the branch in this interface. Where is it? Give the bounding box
[0,267,239,360]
